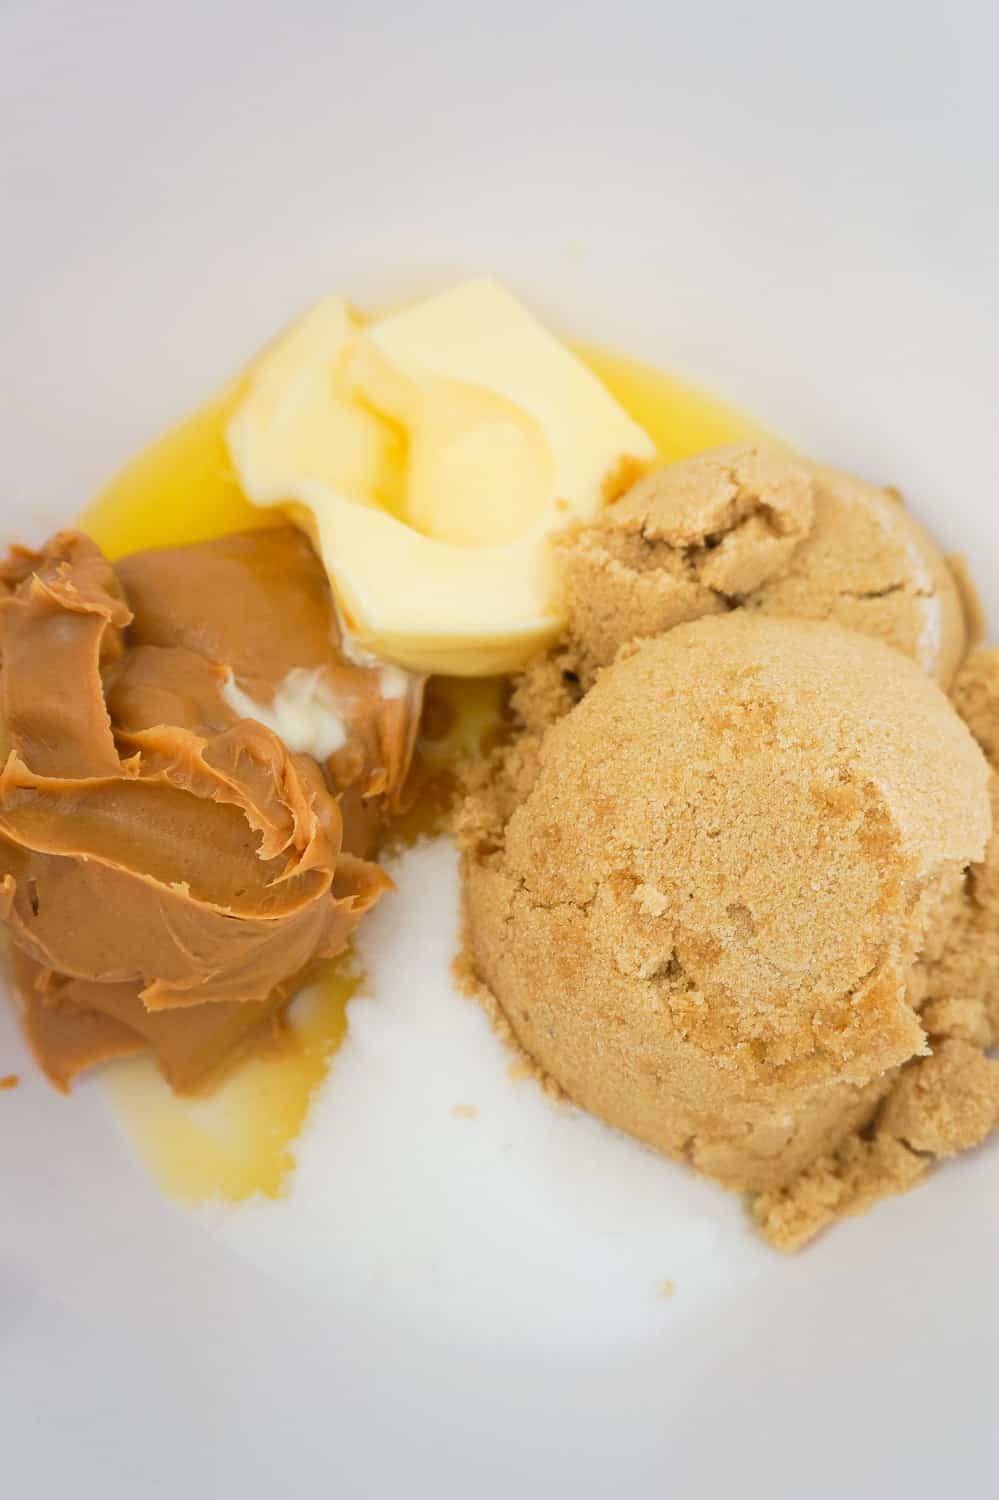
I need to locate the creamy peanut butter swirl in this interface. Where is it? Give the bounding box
[0,527,422,1091]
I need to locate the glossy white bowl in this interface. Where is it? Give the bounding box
[3,4,998,1496]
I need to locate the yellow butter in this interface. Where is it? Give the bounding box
[227,278,656,674]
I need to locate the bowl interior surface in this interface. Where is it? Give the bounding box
[2,4,998,1497]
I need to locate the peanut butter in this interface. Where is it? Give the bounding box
[0,527,422,1092]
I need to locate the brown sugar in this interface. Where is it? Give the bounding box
[561,443,966,689]
[458,447,999,1250]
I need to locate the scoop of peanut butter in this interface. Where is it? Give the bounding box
[0,527,422,1092]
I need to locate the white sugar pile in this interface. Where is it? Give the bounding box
[199,840,769,1350]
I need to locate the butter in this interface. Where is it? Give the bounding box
[221,668,348,761]
[227,279,655,675]
[226,297,404,516]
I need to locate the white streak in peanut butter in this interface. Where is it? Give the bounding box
[222,668,348,761]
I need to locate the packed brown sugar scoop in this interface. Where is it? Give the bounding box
[460,443,999,1249]
[0,526,422,1093]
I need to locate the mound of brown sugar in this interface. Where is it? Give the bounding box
[458,449,999,1251]
[560,443,967,690]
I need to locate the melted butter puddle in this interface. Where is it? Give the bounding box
[103,960,359,1202]
[86,340,760,1202]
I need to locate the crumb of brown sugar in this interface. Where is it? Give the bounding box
[452,1102,478,1120]
[0,1074,19,1090]
[507,1058,535,1085]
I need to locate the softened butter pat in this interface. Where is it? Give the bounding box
[227,278,655,675]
